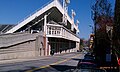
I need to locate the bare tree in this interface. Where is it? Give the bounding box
[113,0,120,57]
[91,0,113,66]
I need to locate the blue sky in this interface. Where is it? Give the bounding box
[0,0,115,40]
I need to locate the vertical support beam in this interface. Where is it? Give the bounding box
[71,10,76,31]
[62,0,65,23]
[43,15,48,56]
[58,38,60,53]
[69,41,71,52]
[60,27,62,36]
[51,26,53,35]
[48,42,50,55]
[44,15,47,34]
[27,25,31,33]
[62,0,68,25]
[47,26,49,35]
[70,41,71,48]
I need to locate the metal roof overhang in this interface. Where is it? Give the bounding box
[6,0,78,33]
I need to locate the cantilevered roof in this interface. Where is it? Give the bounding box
[6,0,79,33]
[0,24,15,33]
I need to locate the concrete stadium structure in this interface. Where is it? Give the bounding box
[0,24,15,34]
[0,0,80,60]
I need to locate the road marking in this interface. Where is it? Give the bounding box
[25,54,80,72]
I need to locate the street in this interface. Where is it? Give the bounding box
[0,52,84,72]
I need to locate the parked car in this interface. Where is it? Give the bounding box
[76,60,106,72]
[84,53,95,62]
[77,54,96,69]
[77,61,96,69]
[64,60,106,72]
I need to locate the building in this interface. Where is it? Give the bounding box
[0,0,80,59]
[89,34,94,49]
[0,24,15,34]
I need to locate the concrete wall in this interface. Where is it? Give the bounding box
[0,32,79,60]
[0,32,44,60]
[0,41,36,60]
[0,33,38,47]
[35,35,44,56]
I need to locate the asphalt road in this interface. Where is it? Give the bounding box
[0,52,84,72]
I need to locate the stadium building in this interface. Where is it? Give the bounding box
[0,0,80,60]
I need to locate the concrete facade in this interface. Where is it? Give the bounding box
[0,0,80,60]
[0,33,44,60]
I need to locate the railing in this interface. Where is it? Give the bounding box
[47,25,62,36]
[46,24,80,42]
[62,27,80,42]
[17,0,53,25]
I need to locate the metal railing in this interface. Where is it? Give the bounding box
[46,24,80,42]
[17,0,53,25]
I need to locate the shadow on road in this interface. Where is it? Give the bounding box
[7,70,24,72]
[72,58,81,61]
[50,65,76,71]
[5,66,38,72]
[24,65,77,72]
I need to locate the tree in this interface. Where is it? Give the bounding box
[91,0,113,66]
[113,0,120,57]
[80,38,84,50]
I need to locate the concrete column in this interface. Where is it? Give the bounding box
[48,42,51,55]
[47,26,49,35]
[60,27,62,36]
[69,41,71,52]
[43,14,48,56]
[44,15,47,34]
[51,27,52,35]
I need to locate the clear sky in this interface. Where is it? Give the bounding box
[0,0,115,40]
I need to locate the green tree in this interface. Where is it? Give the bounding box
[80,38,84,50]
